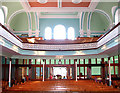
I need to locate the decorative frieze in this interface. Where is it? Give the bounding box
[22,43,97,50]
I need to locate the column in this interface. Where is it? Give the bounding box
[0,56,2,92]
[43,61,45,81]
[108,57,111,86]
[87,59,91,79]
[118,55,120,77]
[101,58,105,84]
[9,60,12,87]
[75,60,77,81]
[84,59,85,79]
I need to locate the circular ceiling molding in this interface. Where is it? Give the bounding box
[72,0,82,4]
[37,0,48,4]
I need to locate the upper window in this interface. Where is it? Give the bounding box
[68,27,75,40]
[0,8,4,25]
[45,27,52,40]
[54,25,66,40]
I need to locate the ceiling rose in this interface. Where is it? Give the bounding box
[72,0,82,4]
[37,0,48,4]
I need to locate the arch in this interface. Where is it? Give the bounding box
[45,27,52,40]
[2,6,8,23]
[68,27,75,40]
[34,12,39,30]
[94,9,112,25]
[7,9,25,25]
[53,25,66,39]
[10,12,29,31]
[80,12,85,30]
[7,9,31,31]
[112,6,120,25]
[86,9,112,37]
[0,8,5,25]
[87,12,92,37]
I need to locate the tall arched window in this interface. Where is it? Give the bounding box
[68,27,75,40]
[115,9,120,25]
[45,27,52,40]
[0,8,4,25]
[54,25,66,39]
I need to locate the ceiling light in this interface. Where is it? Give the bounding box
[72,0,82,4]
[37,0,48,4]
[101,45,107,50]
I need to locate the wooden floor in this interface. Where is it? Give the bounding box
[2,80,120,93]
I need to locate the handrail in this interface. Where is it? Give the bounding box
[97,22,120,41]
[0,23,23,42]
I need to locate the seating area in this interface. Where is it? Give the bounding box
[19,37,100,44]
[2,80,120,93]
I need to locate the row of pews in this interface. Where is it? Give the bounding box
[3,80,120,92]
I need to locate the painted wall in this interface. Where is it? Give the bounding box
[39,18,80,38]
[10,12,28,31]
[90,12,109,31]
[96,2,118,22]
[2,2,23,23]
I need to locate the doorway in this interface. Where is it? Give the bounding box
[53,67,67,79]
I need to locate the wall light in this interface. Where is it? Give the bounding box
[72,0,82,4]
[101,45,107,50]
[27,38,35,43]
[37,0,48,4]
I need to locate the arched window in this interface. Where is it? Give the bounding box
[68,27,75,40]
[0,8,4,25]
[115,9,120,25]
[54,25,66,39]
[45,27,52,40]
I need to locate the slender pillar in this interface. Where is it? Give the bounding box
[108,58,111,86]
[101,58,105,83]
[43,61,45,81]
[118,55,120,77]
[75,61,77,81]
[9,60,12,87]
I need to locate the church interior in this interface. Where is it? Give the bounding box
[0,0,120,93]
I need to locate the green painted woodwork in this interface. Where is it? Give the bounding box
[115,56,118,63]
[71,59,74,64]
[115,66,118,74]
[110,66,114,75]
[10,12,28,31]
[80,59,84,64]
[91,67,101,75]
[2,56,5,64]
[2,2,23,23]
[80,67,84,75]
[31,59,35,64]
[1,56,119,76]
[85,59,88,64]
[18,59,23,64]
[91,59,96,64]
[77,67,79,75]
[110,57,113,63]
[90,12,109,31]
[97,58,101,64]
[96,2,118,22]
[66,59,69,64]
